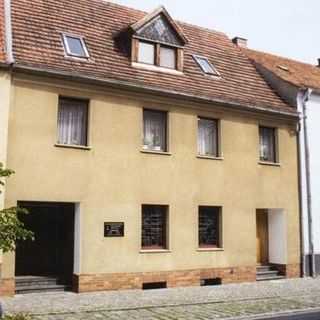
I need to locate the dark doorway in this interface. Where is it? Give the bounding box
[15,202,75,285]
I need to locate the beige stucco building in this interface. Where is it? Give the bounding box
[0,0,301,296]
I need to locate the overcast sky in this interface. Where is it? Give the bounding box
[113,0,319,65]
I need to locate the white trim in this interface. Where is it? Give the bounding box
[4,0,14,63]
[132,62,183,75]
[55,143,92,151]
[139,249,171,254]
[73,203,81,274]
[197,155,224,161]
[61,33,90,59]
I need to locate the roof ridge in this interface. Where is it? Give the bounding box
[102,0,227,38]
[101,0,147,15]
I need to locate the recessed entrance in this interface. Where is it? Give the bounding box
[15,202,75,291]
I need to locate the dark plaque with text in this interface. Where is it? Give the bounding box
[104,222,124,237]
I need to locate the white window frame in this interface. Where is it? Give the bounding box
[62,33,90,58]
[193,55,220,76]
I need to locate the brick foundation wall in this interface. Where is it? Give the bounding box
[270,263,301,278]
[73,266,256,293]
[0,278,15,297]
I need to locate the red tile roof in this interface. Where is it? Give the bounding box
[245,48,320,91]
[0,0,6,62]
[10,0,295,115]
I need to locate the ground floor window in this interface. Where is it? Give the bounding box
[199,206,221,248]
[142,205,168,249]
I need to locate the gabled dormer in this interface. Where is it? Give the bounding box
[130,6,188,73]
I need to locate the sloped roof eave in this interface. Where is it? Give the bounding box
[12,63,299,120]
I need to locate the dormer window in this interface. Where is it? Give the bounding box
[130,6,188,73]
[137,41,177,70]
[160,46,176,69]
[194,55,220,76]
[138,41,155,65]
[62,34,89,58]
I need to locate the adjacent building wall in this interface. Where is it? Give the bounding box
[2,74,301,292]
[302,92,320,275]
[0,70,13,296]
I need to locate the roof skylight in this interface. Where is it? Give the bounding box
[193,55,220,76]
[62,34,89,58]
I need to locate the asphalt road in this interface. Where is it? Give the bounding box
[260,310,320,320]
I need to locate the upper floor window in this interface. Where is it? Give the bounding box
[62,34,89,58]
[199,206,222,248]
[137,40,177,70]
[160,46,176,69]
[194,55,220,76]
[198,117,219,157]
[143,109,167,152]
[57,97,89,147]
[259,126,277,163]
[138,41,155,65]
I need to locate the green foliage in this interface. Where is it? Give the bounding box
[3,314,32,320]
[0,163,34,253]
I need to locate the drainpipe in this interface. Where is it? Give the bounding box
[301,88,315,277]
[297,119,306,278]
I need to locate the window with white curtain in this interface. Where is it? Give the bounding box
[259,126,277,162]
[198,117,218,157]
[57,97,89,146]
[143,109,167,152]
[160,46,176,69]
[138,41,155,65]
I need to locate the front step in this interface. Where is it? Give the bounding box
[15,276,70,294]
[256,265,286,281]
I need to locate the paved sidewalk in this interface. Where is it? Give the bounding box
[2,278,320,319]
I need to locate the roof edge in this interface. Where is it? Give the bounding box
[12,63,299,120]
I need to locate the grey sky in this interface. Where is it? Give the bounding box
[113,0,319,65]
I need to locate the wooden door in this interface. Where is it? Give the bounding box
[256,212,269,265]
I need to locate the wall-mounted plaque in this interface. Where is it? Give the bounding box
[104,222,124,237]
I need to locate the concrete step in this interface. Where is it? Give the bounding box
[256,270,280,277]
[256,265,273,272]
[256,274,286,281]
[16,284,70,294]
[15,276,70,294]
[16,276,60,287]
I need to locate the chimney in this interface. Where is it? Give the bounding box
[232,37,248,48]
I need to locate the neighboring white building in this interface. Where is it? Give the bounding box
[236,39,320,276]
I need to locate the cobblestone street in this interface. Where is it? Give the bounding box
[3,278,320,319]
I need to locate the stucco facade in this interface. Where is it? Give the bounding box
[0,72,301,294]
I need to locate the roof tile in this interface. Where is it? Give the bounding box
[11,0,295,114]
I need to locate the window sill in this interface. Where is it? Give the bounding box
[140,149,172,156]
[132,62,184,75]
[197,247,224,252]
[258,161,281,167]
[55,143,92,151]
[140,249,171,254]
[197,155,224,161]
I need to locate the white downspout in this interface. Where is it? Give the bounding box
[301,88,315,277]
[4,0,13,64]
